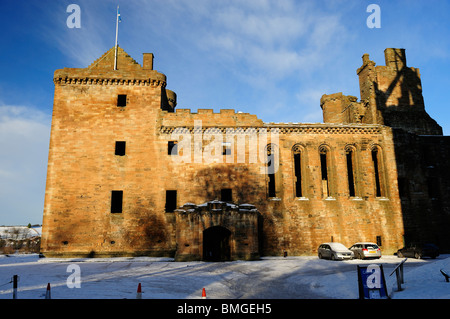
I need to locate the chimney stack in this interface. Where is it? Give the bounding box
[143,53,154,70]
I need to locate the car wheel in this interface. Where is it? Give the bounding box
[318,253,322,259]
[397,251,403,258]
[415,252,421,259]
[331,254,336,261]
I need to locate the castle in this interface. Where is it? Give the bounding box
[41,47,450,260]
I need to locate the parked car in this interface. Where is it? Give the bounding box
[318,243,354,260]
[349,242,382,259]
[397,243,439,259]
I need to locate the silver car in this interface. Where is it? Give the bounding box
[318,242,354,260]
[349,242,382,259]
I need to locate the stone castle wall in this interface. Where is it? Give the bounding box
[40,47,448,259]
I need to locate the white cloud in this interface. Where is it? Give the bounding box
[0,105,51,225]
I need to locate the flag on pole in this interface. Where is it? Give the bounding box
[114,6,120,70]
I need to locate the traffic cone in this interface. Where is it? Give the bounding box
[136,283,142,299]
[45,283,51,299]
[202,287,206,299]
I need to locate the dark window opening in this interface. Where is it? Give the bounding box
[115,141,126,156]
[320,151,329,197]
[372,149,382,197]
[222,142,231,155]
[111,190,123,213]
[267,149,276,197]
[221,189,232,202]
[268,173,276,197]
[376,236,382,247]
[117,94,127,107]
[168,141,178,155]
[346,150,356,197]
[165,190,177,212]
[294,152,302,197]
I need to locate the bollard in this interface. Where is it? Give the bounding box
[136,283,142,299]
[45,283,51,299]
[12,275,18,299]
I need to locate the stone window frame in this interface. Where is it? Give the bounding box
[292,143,307,199]
[265,143,280,199]
[370,144,387,198]
[344,144,359,198]
[319,144,335,199]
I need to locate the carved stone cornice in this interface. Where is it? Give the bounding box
[160,124,383,135]
[53,75,166,87]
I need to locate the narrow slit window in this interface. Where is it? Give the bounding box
[294,152,302,197]
[346,149,356,197]
[376,236,382,247]
[165,190,177,212]
[267,145,277,198]
[168,141,178,155]
[115,141,126,156]
[320,150,329,197]
[221,188,232,202]
[111,190,123,213]
[117,94,127,107]
[372,148,382,197]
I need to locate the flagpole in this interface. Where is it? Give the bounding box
[114,6,119,70]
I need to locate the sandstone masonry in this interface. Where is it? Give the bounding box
[40,47,450,260]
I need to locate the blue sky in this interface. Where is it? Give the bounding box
[1,0,450,225]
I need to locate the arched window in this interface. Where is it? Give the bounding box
[371,146,385,197]
[319,145,331,198]
[293,144,304,198]
[266,144,278,198]
[345,145,357,197]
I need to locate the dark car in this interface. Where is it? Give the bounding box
[397,243,439,259]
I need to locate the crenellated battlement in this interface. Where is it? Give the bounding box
[161,108,264,127]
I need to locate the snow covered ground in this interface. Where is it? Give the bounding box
[0,226,42,239]
[0,253,448,299]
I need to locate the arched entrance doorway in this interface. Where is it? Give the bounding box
[203,226,231,261]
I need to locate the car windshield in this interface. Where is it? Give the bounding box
[329,243,349,251]
[365,244,379,249]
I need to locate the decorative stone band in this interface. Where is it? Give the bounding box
[53,76,166,87]
[160,124,383,135]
